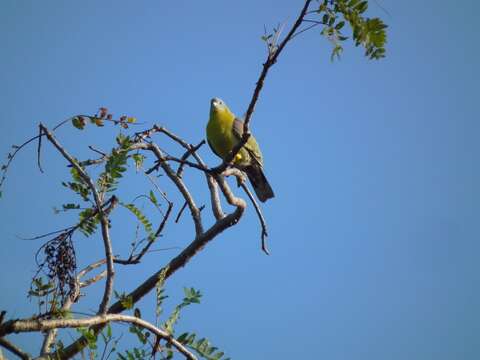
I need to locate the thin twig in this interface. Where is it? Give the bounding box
[88,146,107,157]
[240,183,269,255]
[77,259,107,279]
[175,201,188,223]
[291,22,324,40]
[37,125,44,173]
[79,271,108,288]
[145,173,171,204]
[17,227,75,241]
[164,156,210,173]
[1,115,79,192]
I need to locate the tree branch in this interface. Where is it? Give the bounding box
[39,124,115,315]
[0,338,31,360]
[1,315,196,360]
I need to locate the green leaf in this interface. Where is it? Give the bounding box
[115,292,134,310]
[72,116,86,130]
[177,332,189,344]
[355,1,368,13]
[129,325,147,345]
[134,308,141,318]
[132,154,145,171]
[156,267,169,317]
[213,352,225,360]
[149,190,158,206]
[122,296,134,310]
[335,21,345,30]
[186,333,196,345]
[98,147,129,192]
[78,208,99,237]
[116,134,132,148]
[331,44,344,61]
[62,203,80,210]
[91,117,104,127]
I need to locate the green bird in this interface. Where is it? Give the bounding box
[206,97,274,202]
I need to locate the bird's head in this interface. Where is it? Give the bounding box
[210,97,231,116]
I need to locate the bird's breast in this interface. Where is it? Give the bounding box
[207,116,236,159]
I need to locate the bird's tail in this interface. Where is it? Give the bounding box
[245,165,275,202]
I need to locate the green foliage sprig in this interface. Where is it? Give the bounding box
[163,287,202,335]
[316,0,388,60]
[176,333,230,360]
[97,135,131,194]
[263,0,387,61]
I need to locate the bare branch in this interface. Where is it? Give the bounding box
[175,201,188,223]
[291,21,324,40]
[36,125,44,174]
[162,156,210,173]
[207,175,225,221]
[88,145,107,157]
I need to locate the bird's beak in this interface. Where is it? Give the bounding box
[211,98,221,108]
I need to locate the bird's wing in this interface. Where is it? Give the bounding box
[232,117,245,138]
[232,117,263,167]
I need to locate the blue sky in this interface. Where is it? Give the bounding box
[0,1,479,359]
